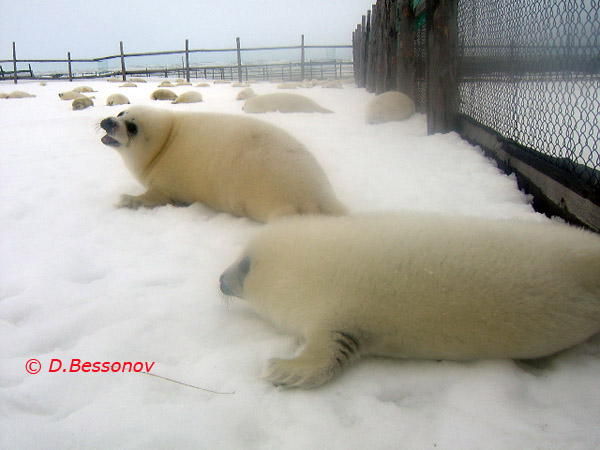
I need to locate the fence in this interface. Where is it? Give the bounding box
[1,37,352,84]
[353,0,600,231]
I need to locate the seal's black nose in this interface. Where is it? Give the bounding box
[100,118,117,132]
[219,273,234,296]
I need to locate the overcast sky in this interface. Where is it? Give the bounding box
[1,0,374,60]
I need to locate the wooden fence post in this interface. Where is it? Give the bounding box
[300,35,305,81]
[236,37,243,83]
[185,39,190,82]
[396,0,416,97]
[119,41,126,81]
[12,42,18,84]
[67,52,73,82]
[426,0,459,134]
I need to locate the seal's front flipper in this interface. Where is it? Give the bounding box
[116,189,172,209]
[261,331,360,389]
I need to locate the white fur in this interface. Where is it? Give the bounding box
[72,97,93,110]
[243,93,332,114]
[150,89,177,101]
[220,212,600,388]
[236,87,256,101]
[99,106,346,222]
[106,93,130,106]
[172,91,203,104]
[365,91,415,124]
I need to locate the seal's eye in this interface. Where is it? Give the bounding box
[117,111,125,117]
[126,122,138,136]
[239,256,250,275]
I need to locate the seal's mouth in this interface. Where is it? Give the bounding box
[101,134,121,147]
[99,117,121,147]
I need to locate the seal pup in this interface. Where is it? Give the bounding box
[59,91,88,101]
[277,82,298,89]
[7,91,36,99]
[72,97,94,110]
[106,93,130,106]
[172,91,203,104]
[236,87,256,101]
[243,93,332,114]
[72,86,96,93]
[220,212,600,389]
[99,105,347,222]
[366,91,415,124]
[120,82,137,88]
[158,81,175,87]
[151,89,178,101]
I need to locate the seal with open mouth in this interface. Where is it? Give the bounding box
[99,105,347,222]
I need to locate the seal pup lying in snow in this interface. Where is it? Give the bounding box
[99,106,346,222]
[220,212,600,389]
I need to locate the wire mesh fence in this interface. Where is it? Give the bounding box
[457,0,600,189]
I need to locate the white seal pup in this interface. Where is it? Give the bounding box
[158,81,175,87]
[106,93,130,106]
[365,91,416,124]
[321,80,343,89]
[277,82,298,89]
[72,86,96,93]
[120,82,137,88]
[59,91,88,100]
[220,212,600,389]
[236,87,256,101]
[7,91,36,99]
[72,97,94,110]
[243,93,332,114]
[150,89,178,101]
[172,91,203,104]
[99,105,347,222]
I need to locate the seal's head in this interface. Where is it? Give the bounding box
[98,106,175,178]
[100,110,138,148]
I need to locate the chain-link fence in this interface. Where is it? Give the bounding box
[458,0,600,189]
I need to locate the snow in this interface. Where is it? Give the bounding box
[1,79,599,449]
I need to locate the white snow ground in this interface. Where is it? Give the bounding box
[1,79,599,450]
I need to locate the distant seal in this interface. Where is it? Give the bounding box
[72,97,94,110]
[150,89,178,101]
[158,81,175,87]
[7,91,36,99]
[220,212,600,389]
[59,91,87,100]
[365,91,415,124]
[321,80,343,89]
[243,93,332,114]
[236,87,256,101]
[129,77,148,83]
[72,86,96,93]
[99,105,347,222]
[196,83,211,88]
[172,91,203,104]
[120,82,137,88]
[106,93,130,106]
[277,82,298,89]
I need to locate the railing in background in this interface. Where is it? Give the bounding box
[0,36,353,84]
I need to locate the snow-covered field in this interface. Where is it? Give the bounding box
[1,78,599,449]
